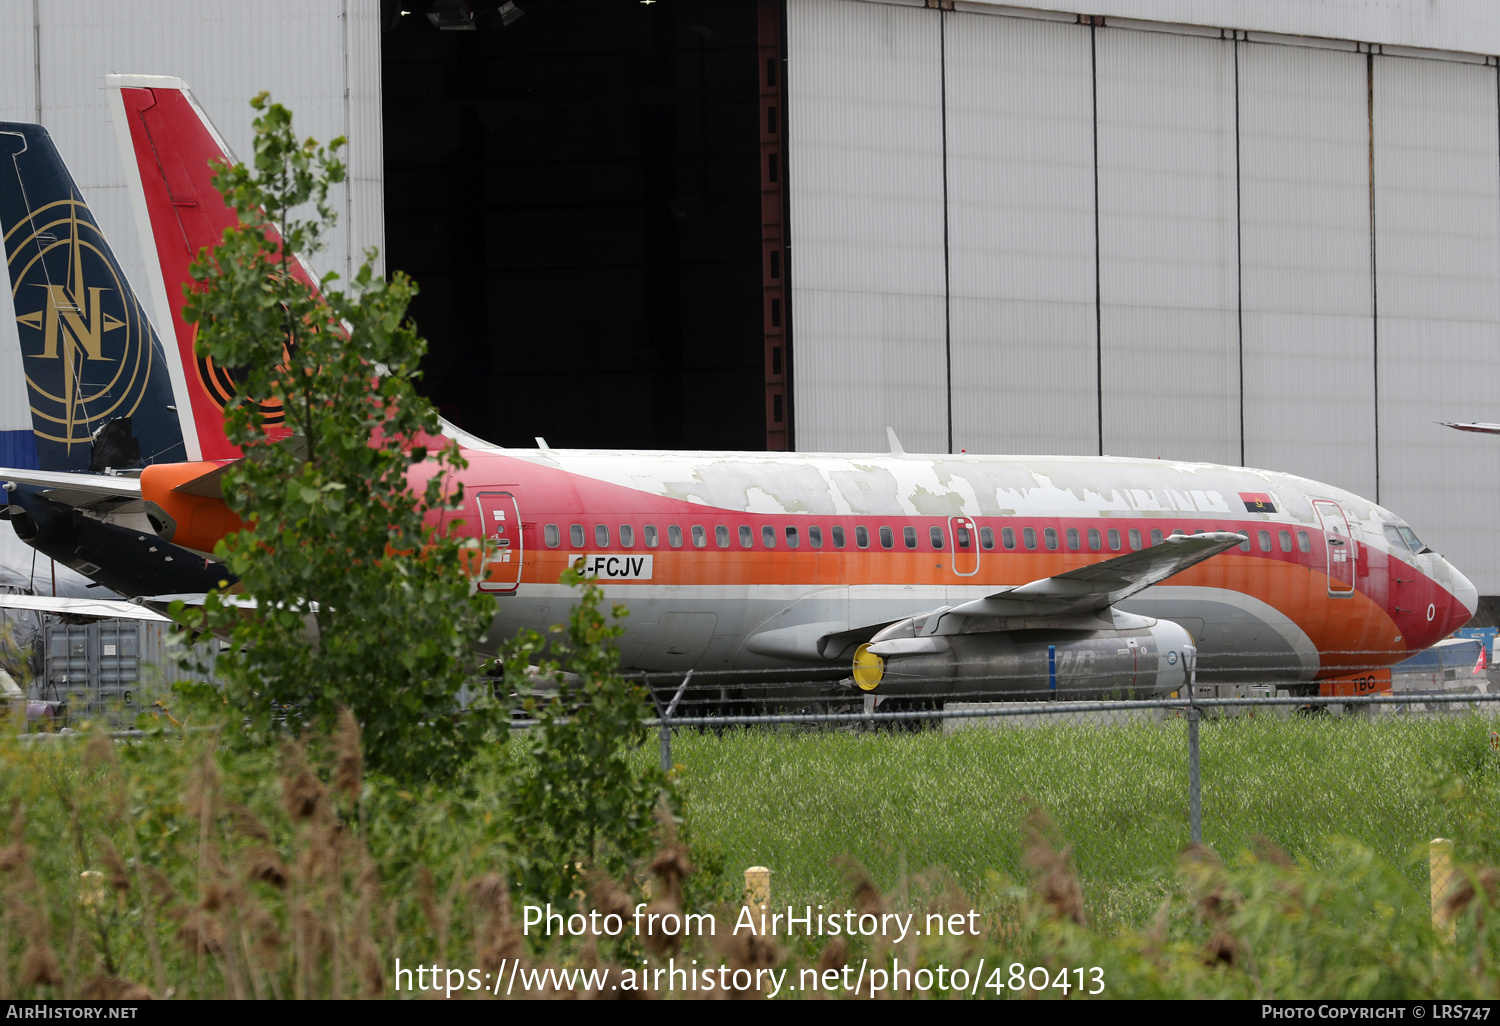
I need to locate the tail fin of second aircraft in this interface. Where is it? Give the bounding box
[0,123,190,473]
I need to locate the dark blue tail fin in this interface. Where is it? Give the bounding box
[0,123,187,472]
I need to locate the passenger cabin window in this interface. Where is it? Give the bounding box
[691,525,707,548]
[668,525,683,548]
[1066,528,1080,551]
[981,526,995,550]
[1044,528,1058,550]
[1150,529,1163,546]
[1088,528,1101,551]
[644,525,659,548]
[762,525,776,548]
[1237,531,1250,552]
[544,524,560,548]
[832,526,846,548]
[880,526,894,549]
[1297,530,1311,553]
[855,526,869,549]
[931,526,945,549]
[570,524,585,547]
[1001,527,1015,550]
[903,526,917,549]
[740,525,754,548]
[1108,528,1121,551]
[1129,529,1142,550]
[1279,530,1292,553]
[1258,530,1271,552]
[786,526,800,548]
[620,525,634,548]
[715,525,730,548]
[809,526,823,548]
[1023,527,1037,550]
[595,524,610,547]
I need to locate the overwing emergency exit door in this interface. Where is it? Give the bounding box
[948,517,979,576]
[1312,499,1356,597]
[475,491,522,594]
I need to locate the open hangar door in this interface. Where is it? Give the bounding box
[380,0,778,451]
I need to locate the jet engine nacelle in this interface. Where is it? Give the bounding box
[851,617,1193,699]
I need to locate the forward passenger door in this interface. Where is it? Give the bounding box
[1312,500,1355,597]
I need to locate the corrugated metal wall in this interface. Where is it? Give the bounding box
[0,0,39,449]
[786,0,1500,592]
[0,5,37,125]
[1374,55,1500,592]
[944,11,1096,456]
[960,0,1500,58]
[786,0,948,453]
[0,0,382,330]
[1096,26,1239,464]
[1238,42,1375,496]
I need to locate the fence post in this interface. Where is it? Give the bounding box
[745,865,771,907]
[1185,645,1202,846]
[654,670,693,775]
[1431,837,1456,945]
[1048,644,1057,698]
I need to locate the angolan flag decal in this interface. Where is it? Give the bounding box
[1240,492,1277,513]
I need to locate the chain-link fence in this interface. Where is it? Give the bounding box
[518,646,1498,924]
[34,638,1499,927]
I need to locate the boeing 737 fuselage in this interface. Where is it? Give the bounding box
[126,443,1478,698]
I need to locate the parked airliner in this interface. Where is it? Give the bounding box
[0,79,1479,700]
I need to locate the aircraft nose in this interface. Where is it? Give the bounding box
[1450,563,1480,622]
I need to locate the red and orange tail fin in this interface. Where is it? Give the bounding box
[107,75,316,462]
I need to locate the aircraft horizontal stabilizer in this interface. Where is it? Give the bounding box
[167,463,230,499]
[0,467,142,510]
[0,593,171,622]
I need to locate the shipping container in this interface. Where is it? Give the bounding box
[42,618,220,725]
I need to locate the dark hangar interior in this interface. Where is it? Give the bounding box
[381,0,785,453]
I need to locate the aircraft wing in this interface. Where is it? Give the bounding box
[778,531,1245,662]
[0,593,171,622]
[945,531,1245,619]
[0,468,142,510]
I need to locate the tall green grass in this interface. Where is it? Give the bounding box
[3,710,1498,997]
[654,713,1500,928]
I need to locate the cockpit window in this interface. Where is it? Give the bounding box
[1400,526,1429,554]
[1385,524,1431,555]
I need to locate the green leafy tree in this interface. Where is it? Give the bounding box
[503,570,666,906]
[181,94,493,782]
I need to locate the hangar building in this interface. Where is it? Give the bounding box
[4,0,1500,600]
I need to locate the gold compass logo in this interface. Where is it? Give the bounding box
[5,197,152,451]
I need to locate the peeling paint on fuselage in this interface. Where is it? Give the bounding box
[447,448,1474,685]
[525,451,1346,527]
